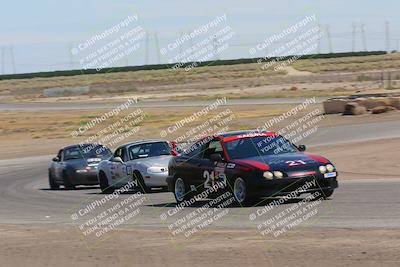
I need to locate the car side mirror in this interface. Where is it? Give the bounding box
[298,145,306,152]
[112,157,124,163]
[52,157,60,162]
[210,153,223,162]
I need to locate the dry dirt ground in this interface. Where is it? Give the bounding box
[0,225,399,267]
[1,53,400,102]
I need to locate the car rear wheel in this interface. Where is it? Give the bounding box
[62,171,75,190]
[48,171,59,190]
[99,171,114,194]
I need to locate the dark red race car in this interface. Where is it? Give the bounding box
[167,130,338,205]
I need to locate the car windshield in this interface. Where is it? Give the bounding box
[64,145,112,160]
[224,135,298,160]
[128,142,171,160]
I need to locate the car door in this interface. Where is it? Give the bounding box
[111,147,130,184]
[199,139,227,191]
[173,140,206,192]
[53,149,64,181]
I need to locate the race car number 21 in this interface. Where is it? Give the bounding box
[203,170,226,189]
[286,160,306,166]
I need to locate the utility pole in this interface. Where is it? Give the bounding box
[144,30,149,65]
[213,35,219,60]
[352,22,356,52]
[9,45,16,74]
[360,24,367,51]
[188,30,194,60]
[317,24,322,54]
[154,32,161,64]
[1,46,5,74]
[385,21,390,52]
[326,25,333,53]
[67,43,74,69]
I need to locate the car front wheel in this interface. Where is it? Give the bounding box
[48,171,59,190]
[232,177,255,206]
[99,171,114,194]
[319,189,334,199]
[133,171,150,193]
[62,171,75,190]
[174,177,192,204]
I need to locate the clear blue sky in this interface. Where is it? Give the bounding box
[0,0,399,74]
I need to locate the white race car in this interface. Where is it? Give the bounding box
[97,140,177,193]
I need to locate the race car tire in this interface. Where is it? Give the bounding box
[99,171,114,194]
[173,177,193,204]
[232,177,254,206]
[62,171,75,190]
[133,171,150,193]
[48,171,59,190]
[319,189,334,199]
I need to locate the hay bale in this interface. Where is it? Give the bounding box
[371,106,397,114]
[323,99,348,114]
[358,97,392,109]
[343,102,367,115]
[388,97,400,109]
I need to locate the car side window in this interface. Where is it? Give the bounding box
[114,148,122,159]
[203,140,224,160]
[57,150,63,161]
[121,148,128,162]
[184,141,206,159]
[114,147,127,162]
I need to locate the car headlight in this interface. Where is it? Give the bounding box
[319,166,327,174]
[263,171,273,180]
[274,171,284,179]
[147,166,167,173]
[326,164,335,172]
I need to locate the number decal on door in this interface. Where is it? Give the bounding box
[204,170,226,189]
[285,160,307,166]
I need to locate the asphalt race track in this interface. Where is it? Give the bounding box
[1,121,399,230]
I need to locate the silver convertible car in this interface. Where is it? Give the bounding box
[97,140,178,193]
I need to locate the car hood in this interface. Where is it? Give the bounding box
[232,152,329,171]
[62,158,103,168]
[128,155,172,167]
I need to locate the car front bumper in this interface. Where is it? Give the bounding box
[72,171,99,185]
[247,174,338,198]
